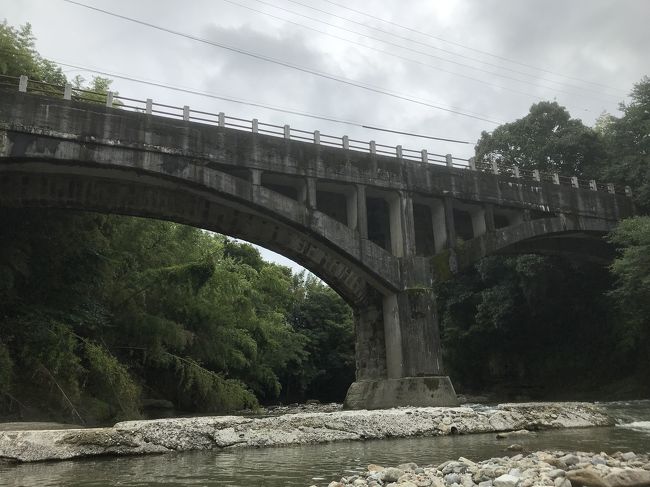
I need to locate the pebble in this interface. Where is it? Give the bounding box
[316,450,650,487]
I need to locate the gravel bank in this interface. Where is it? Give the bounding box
[0,402,612,463]
[316,450,650,487]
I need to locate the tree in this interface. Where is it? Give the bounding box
[475,101,605,176]
[597,77,650,212]
[0,21,65,84]
[607,216,650,384]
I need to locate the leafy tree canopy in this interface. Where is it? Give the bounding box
[475,101,605,176]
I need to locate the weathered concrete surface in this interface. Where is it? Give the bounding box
[343,376,459,409]
[0,90,635,411]
[0,403,612,462]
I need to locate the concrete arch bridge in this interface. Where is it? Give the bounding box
[0,79,633,409]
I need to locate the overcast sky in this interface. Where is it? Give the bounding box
[3,0,648,270]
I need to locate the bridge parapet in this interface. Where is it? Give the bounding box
[6,74,632,197]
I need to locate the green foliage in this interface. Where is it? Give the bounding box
[607,217,650,377]
[597,77,650,212]
[437,255,617,395]
[285,274,354,402]
[0,342,12,395]
[83,341,141,420]
[0,21,65,84]
[475,101,605,176]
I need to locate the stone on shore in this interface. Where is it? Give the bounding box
[322,451,650,487]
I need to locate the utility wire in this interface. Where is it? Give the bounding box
[320,0,625,94]
[60,0,502,124]
[231,0,617,104]
[46,60,473,144]
[218,0,552,103]
[279,0,621,100]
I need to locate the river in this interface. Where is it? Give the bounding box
[1,400,649,486]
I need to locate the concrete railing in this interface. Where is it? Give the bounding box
[3,74,632,197]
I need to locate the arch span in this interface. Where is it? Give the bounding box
[0,88,634,409]
[454,216,618,272]
[0,161,398,307]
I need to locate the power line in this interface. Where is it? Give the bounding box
[320,0,625,94]
[60,0,502,124]
[47,60,473,144]
[278,0,621,100]
[233,0,618,104]
[218,0,552,103]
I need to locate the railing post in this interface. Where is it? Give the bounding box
[625,186,633,197]
[445,153,453,168]
[469,157,476,171]
[218,112,225,128]
[513,166,520,178]
[342,135,349,150]
[18,75,28,92]
[146,98,153,115]
[396,145,403,159]
[183,105,190,121]
[491,161,499,175]
[284,124,290,140]
[607,183,615,194]
[421,149,428,164]
[105,91,113,108]
[369,140,376,154]
[533,170,541,182]
[589,179,598,191]
[313,130,320,145]
[571,176,579,188]
[552,173,560,185]
[252,118,258,133]
[63,83,72,100]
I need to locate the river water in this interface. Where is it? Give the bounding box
[1,401,649,487]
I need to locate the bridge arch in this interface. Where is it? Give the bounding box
[0,88,633,409]
[454,216,618,272]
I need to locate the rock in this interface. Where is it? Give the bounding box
[328,482,344,487]
[494,474,520,487]
[560,454,581,466]
[566,469,609,487]
[368,464,385,472]
[604,468,650,487]
[399,462,420,472]
[507,444,524,452]
[383,467,406,483]
[554,477,571,487]
[548,469,565,479]
[620,452,637,461]
[445,473,462,484]
[478,482,493,487]
[496,430,533,439]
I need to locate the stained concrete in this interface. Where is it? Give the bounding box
[0,89,635,410]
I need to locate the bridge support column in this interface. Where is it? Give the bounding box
[344,288,458,410]
[356,184,368,238]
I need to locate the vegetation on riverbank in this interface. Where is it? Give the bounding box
[0,21,649,423]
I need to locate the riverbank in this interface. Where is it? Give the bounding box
[317,450,650,487]
[0,402,613,463]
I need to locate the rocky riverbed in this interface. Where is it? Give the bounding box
[316,450,650,487]
[0,402,613,463]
